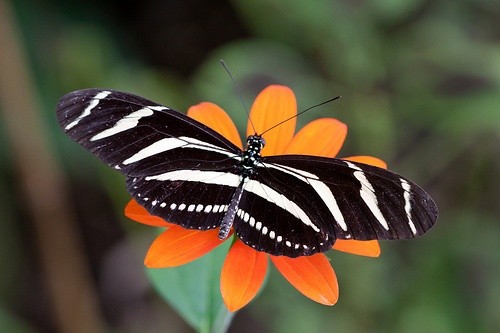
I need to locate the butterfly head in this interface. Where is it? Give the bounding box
[246,135,265,150]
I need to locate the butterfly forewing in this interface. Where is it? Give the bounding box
[56,89,241,176]
[260,155,438,242]
[57,88,438,258]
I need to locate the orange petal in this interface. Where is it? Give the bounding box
[285,118,347,157]
[144,227,225,268]
[220,240,268,311]
[187,102,243,149]
[270,253,338,306]
[333,240,381,257]
[343,156,387,169]
[247,85,297,156]
[124,199,173,227]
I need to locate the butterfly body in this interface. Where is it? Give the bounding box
[57,89,438,257]
[241,135,265,175]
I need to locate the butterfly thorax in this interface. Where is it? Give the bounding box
[240,135,265,176]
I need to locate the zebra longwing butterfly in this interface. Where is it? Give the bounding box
[56,89,438,257]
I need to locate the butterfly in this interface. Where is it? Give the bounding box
[56,89,438,257]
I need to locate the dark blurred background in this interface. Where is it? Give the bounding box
[0,0,499,332]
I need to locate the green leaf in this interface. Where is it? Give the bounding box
[147,240,234,333]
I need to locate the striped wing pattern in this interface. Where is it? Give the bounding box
[57,89,438,257]
[56,89,241,176]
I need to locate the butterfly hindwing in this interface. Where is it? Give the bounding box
[232,179,334,257]
[126,171,239,231]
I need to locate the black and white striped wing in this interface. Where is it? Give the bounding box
[126,170,242,230]
[231,176,336,256]
[56,89,241,175]
[57,89,243,230]
[231,155,437,256]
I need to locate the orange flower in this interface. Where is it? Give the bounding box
[125,85,387,311]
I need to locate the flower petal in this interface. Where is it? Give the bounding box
[343,155,387,169]
[270,253,338,305]
[247,85,297,156]
[145,227,226,268]
[187,102,243,149]
[333,240,381,257]
[124,199,173,227]
[220,240,268,312]
[285,118,347,157]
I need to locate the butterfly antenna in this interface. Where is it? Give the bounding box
[220,60,257,134]
[260,95,341,136]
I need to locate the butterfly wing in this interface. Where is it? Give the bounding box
[232,179,335,257]
[57,89,241,174]
[57,89,243,230]
[231,155,437,257]
[126,170,241,230]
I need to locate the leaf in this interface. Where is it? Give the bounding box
[147,240,233,333]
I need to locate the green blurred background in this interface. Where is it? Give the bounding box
[1,0,499,332]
